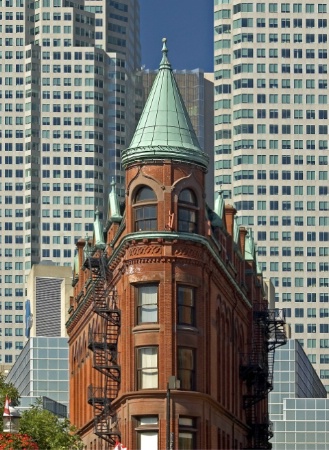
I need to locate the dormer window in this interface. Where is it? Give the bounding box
[134,186,157,232]
[178,189,198,233]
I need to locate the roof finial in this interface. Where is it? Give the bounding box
[162,37,168,55]
[160,37,171,69]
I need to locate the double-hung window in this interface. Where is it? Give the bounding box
[177,286,196,327]
[136,417,158,449]
[178,347,196,390]
[134,186,157,231]
[178,189,198,233]
[179,417,197,449]
[137,347,158,389]
[137,284,158,324]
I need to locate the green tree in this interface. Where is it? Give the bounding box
[19,401,83,450]
[0,373,20,430]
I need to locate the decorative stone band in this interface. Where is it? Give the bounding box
[109,232,252,309]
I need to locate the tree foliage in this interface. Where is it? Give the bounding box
[0,375,82,449]
[0,373,20,429]
[19,402,83,450]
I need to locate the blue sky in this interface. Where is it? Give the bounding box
[140,0,213,72]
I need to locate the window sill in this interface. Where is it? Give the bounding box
[132,324,160,333]
[177,325,198,333]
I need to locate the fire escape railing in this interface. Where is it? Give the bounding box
[241,306,287,449]
[84,252,121,446]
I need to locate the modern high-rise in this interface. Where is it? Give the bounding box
[0,0,140,364]
[25,263,72,338]
[214,0,329,386]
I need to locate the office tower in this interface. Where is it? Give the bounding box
[25,264,72,338]
[67,40,285,450]
[142,69,215,206]
[0,0,140,364]
[214,1,329,385]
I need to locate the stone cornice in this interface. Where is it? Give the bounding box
[109,232,252,308]
[122,149,209,171]
[68,231,253,328]
[66,288,94,331]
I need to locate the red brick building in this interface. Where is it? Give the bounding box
[67,40,285,450]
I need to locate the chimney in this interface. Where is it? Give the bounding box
[239,227,248,256]
[224,204,237,237]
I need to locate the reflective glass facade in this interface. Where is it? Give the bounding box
[6,337,69,408]
[270,340,329,449]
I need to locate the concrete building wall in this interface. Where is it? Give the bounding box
[0,0,140,365]
[204,72,215,209]
[26,264,72,338]
[214,0,329,386]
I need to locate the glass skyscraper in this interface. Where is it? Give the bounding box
[0,0,140,364]
[269,340,329,449]
[214,0,329,385]
[6,337,69,408]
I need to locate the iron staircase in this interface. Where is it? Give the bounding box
[85,251,121,446]
[241,305,287,449]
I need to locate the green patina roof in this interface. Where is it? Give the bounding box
[93,210,106,249]
[244,229,255,261]
[233,216,239,245]
[214,191,225,221]
[255,247,262,275]
[122,38,209,169]
[108,178,123,223]
[206,191,224,229]
[83,235,89,260]
[74,253,79,276]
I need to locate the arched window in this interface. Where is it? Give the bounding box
[133,186,157,231]
[178,189,198,233]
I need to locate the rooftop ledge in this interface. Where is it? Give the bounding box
[109,231,252,309]
[121,145,209,170]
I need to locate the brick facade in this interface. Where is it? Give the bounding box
[67,158,271,449]
[67,41,274,450]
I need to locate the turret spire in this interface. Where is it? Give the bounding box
[121,38,209,170]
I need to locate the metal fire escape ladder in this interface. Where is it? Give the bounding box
[267,309,287,391]
[86,252,121,446]
[241,305,287,449]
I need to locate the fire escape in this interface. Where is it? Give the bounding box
[85,252,121,446]
[240,306,287,449]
